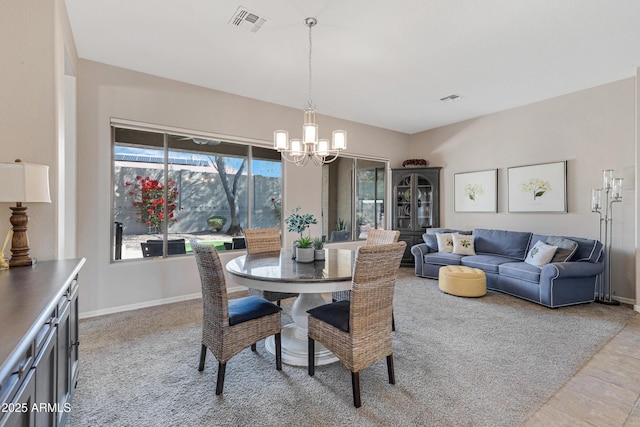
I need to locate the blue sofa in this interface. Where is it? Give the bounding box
[410,228,604,308]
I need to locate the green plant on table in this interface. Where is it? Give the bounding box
[312,237,324,250]
[296,236,313,249]
[284,206,318,240]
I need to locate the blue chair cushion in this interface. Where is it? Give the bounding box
[228,295,282,326]
[307,300,350,332]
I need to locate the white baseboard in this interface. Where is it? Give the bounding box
[79,286,245,319]
[613,295,635,307]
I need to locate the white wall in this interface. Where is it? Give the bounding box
[410,78,636,301]
[0,0,78,264]
[76,60,410,316]
[635,67,640,312]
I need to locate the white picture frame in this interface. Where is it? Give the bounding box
[454,169,498,213]
[507,161,567,213]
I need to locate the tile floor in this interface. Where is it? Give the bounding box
[525,313,640,426]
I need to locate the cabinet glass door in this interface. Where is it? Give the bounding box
[395,175,412,230]
[416,175,433,228]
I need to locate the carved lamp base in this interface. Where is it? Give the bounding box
[8,204,36,267]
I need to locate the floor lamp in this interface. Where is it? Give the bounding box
[0,160,51,267]
[591,169,622,305]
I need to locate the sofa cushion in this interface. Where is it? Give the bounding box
[473,228,532,260]
[423,234,438,252]
[524,240,558,267]
[452,233,476,255]
[461,255,514,274]
[546,236,579,263]
[423,228,471,252]
[531,234,602,263]
[424,252,464,266]
[427,228,472,235]
[498,261,542,283]
[436,233,455,253]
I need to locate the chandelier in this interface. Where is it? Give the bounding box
[274,17,347,167]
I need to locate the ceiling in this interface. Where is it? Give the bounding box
[64,0,640,134]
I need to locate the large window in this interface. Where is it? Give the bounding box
[112,126,282,261]
[322,157,387,242]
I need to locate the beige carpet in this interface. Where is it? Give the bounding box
[68,268,635,426]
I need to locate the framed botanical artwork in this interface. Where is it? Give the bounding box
[454,169,498,212]
[508,161,567,213]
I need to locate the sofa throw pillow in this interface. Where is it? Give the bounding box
[452,233,476,256]
[423,233,438,252]
[436,233,455,253]
[546,236,579,263]
[524,240,558,268]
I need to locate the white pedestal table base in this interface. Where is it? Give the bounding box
[264,292,338,366]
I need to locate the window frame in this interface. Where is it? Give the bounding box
[322,154,390,242]
[110,119,282,262]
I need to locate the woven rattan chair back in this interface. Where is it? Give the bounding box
[308,241,406,407]
[244,228,282,254]
[332,229,400,304]
[349,242,405,340]
[243,228,296,305]
[365,229,400,246]
[190,241,283,395]
[191,242,229,331]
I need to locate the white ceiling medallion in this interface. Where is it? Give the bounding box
[228,6,268,33]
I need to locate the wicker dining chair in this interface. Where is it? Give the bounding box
[243,228,298,306]
[191,241,283,395]
[332,228,401,330]
[307,241,406,408]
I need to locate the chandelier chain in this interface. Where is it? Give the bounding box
[307,21,313,110]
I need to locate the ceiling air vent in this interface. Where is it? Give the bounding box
[229,6,268,33]
[440,94,461,102]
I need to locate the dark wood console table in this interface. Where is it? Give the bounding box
[0,258,85,427]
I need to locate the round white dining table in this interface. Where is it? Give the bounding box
[226,248,354,366]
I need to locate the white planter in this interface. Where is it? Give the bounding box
[296,247,315,263]
[314,249,325,261]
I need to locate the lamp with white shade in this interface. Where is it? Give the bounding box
[0,159,51,267]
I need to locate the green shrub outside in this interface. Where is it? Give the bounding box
[206,215,227,231]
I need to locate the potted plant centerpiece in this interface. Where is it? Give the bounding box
[312,237,325,261]
[295,236,315,263]
[284,206,318,262]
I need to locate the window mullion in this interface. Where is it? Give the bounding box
[247,145,253,228]
[163,133,169,256]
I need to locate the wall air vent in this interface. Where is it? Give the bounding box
[229,6,268,32]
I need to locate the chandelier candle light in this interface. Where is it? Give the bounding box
[274,17,347,167]
[591,169,622,305]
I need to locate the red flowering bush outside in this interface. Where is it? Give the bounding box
[125,176,179,228]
